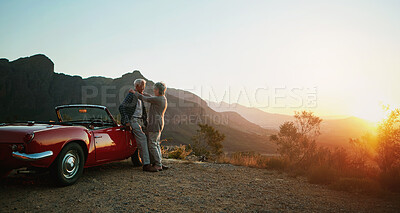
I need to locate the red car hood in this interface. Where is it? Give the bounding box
[0,123,64,144]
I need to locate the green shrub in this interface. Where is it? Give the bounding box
[192,124,225,159]
[270,111,322,170]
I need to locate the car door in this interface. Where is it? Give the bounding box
[125,128,137,156]
[93,125,129,163]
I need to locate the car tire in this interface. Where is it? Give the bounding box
[131,148,142,167]
[52,143,85,186]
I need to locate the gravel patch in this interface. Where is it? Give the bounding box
[1,159,399,212]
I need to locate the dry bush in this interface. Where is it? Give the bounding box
[379,167,400,192]
[328,147,349,171]
[167,145,192,160]
[330,178,384,196]
[266,158,286,171]
[349,133,377,171]
[308,165,336,184]
[228,152,268,168]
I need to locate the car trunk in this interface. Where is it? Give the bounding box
[0,123,60,169]
[0,124,54,144]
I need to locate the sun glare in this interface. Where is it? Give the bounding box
[350,102,390,123]
[354,110,385,123]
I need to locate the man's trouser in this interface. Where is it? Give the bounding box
[130,118,150,165]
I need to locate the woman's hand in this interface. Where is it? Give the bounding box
[129,89,136,94]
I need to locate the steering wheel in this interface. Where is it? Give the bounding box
[90,119,104,127]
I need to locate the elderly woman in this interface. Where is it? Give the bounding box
[130,82,168,171]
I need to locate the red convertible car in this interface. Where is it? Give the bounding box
[0,104,141,186]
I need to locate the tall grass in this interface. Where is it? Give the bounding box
[330,178,385,196]
[218,152,286,171]
[219,150,389,196]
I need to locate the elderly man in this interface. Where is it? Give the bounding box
[130,82,168,171]
[119,79,158,172]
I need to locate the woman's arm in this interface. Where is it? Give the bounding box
[138,93,160,104]
[129,90,160,104]
[142,92,151,97]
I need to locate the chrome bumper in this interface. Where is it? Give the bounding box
[12,151,53,161]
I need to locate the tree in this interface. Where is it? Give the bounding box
[192,124,225,158]
[376,108,400,172]
[270,111,322,168]
[375,108,400,191]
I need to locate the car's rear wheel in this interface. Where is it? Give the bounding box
[52,143,84,186]
[131,148,142,167]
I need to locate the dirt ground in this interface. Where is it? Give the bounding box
[1,159,399,213]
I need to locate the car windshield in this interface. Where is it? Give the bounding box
[58,107,114,124]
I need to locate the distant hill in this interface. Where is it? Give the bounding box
[0,54,276,154]
[319,116,375,147]
[208,101,294,129]
[208,101,375,148]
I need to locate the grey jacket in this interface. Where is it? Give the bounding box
[137,93,167,132]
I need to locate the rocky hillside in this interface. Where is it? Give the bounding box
[0,54,276,153]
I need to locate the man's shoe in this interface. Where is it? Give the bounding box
[143,164,158,172]
[162,165,169,170]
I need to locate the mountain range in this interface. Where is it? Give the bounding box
[0,54,276,153]
[0,54,374,153]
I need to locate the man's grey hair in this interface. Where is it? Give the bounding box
[154,82,167,95]
[134,78,146,87]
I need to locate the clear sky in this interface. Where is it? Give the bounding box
[1,0,399,121]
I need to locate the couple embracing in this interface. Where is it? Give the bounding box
[119,79,168,172]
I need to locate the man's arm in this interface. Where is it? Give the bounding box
[119,92,134,125]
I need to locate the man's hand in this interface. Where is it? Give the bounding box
[129,89,136,94]
[125,122,132,131]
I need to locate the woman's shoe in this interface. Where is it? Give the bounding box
[162,165,169,170]
[143,164,158,172]
[154,165,163,171]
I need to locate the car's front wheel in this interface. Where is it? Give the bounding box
[52,143,84,186]
[131,148,142,167]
